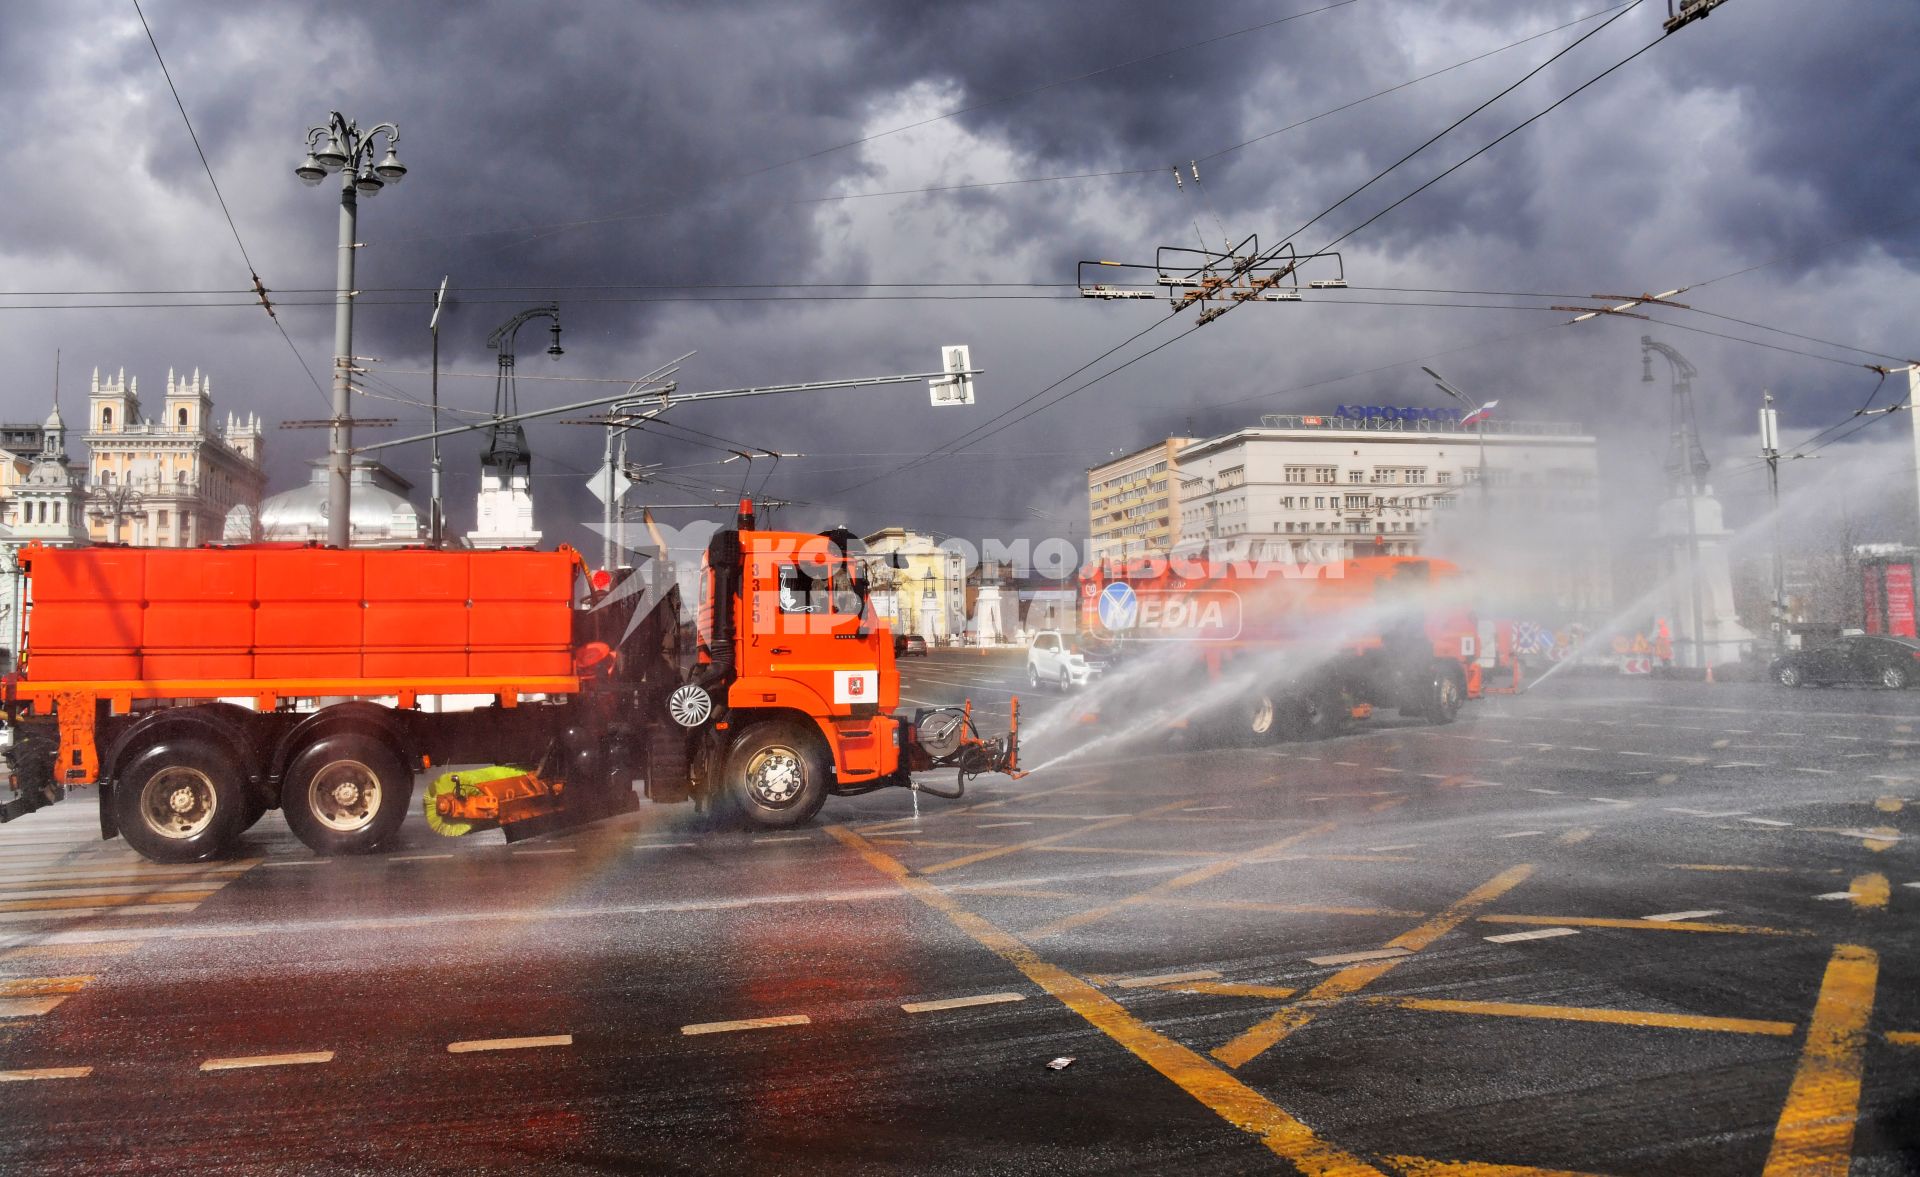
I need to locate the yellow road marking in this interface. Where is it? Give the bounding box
[1478,914,1797,936]
[680,1015,811,1036]
[920,801,1195,875]
[1557,828,1594,845]
[1368,996,1795,1036]
[0,976,91,997]
[1884,1030,1920,1047]
[0,997,66,1017]
[827,824,1383,1176]
[1762,944,1877,1176]
[1388,1155,1614,1176]
[0,941,139,961]
[1212,864,1535,1070]
[200,1050,335,1071]
[1874,796,1904,813]
[0,1067,92,1082]
[446,1034,573,1052]
[867,838,999,850]
[952,887,1080,900]
[901,993,1026,1014]
[0,889,217,913]
[1847,873,1889,910]
[1025,823,1338,940]
[1862,828,1899,852]
[1369,796,1408,814]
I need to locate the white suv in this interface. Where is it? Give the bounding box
[1027,630,1106,691]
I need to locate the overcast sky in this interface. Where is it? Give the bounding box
[1,0,1914,550]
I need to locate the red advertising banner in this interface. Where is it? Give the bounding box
[1887,562,1917,638]
[1865,566,1884,634]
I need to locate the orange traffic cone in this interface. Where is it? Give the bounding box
[1704,664,1715,684]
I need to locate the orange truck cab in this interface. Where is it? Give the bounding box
[0,501,1021,862]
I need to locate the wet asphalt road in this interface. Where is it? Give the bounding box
[0,653,1916,1175]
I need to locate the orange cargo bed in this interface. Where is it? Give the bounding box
[16,543,587,696]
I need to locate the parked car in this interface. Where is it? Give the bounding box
[1027,630,1107,691]
[894,633,928,658]
[1771,634,1920,689]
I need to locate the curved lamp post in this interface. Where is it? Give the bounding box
[295,112,407,548]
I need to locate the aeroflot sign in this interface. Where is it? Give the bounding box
[1096,583,1242,640]
[1333,405,1462,423]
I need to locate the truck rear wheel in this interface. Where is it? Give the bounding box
[280,734,413,856]
[1304,683,1349,740]
[113,738,246,863]
[723,722,828,829]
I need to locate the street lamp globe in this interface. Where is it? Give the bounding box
[313,133,348,170]
[354,167,385,195]
[373,149,407,182]
[294,154,327,185]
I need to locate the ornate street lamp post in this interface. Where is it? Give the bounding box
[294,112,407,548]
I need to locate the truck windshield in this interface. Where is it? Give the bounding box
[777,561,863,617]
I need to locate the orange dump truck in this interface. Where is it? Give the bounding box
[1,503,1020,862]
[1079,553,1480,741]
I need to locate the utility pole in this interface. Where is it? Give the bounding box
[1760,392,1785,651]
[1908,364,1920,550]
[428,276,448,548]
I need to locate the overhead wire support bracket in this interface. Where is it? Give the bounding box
[1664,0,1731,34]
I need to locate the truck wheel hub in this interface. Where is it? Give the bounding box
[141,767,217,840]
[309,760,379,832]
[746,748,803,805]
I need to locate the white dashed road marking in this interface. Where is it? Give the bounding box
[1740,818,1792,828]
[0,1067,91,1082]
[200,1051,334,1072]
[1114,970,1220,989]
[1645,910,1724,922]
[682,1015,811,1036]
[1307,947,1410,967]
[447,1035,572,1053]
[901,993,1027,1014]
[1485,928,1579,943]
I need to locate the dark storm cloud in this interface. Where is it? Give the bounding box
[0,0,1912,545]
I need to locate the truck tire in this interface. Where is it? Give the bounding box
[1424,663,1466,725]
[1304,682,1349,740]
[280,734,413,856]
[722,722,829,829]
[113,738,246,864]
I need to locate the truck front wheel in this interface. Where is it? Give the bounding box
[1424,664,1465,725]
[723,723,828,829]
[280,734,413,856]
[113,739,246,863]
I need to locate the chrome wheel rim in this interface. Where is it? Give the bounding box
[1250,695,1275,734]
[1884,668,1904,689]
[744,746,805,807]
[308,759,380,832]
[141,766,218,840]
[1779,667,1798,686]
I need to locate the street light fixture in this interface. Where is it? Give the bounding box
[293,111,406,548]
[1421,366,1489,504]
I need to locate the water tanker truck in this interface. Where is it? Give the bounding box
[1077,552,1480,742]
[0,501,1022,862]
